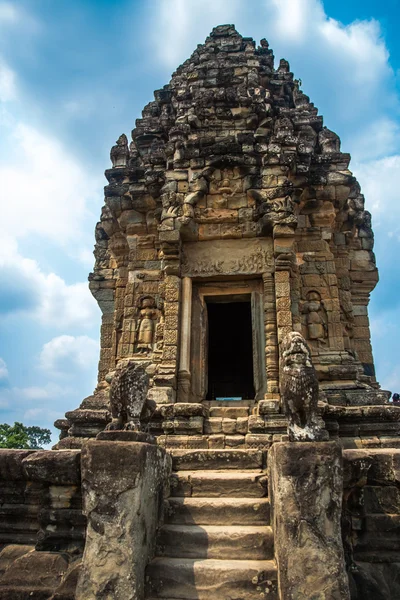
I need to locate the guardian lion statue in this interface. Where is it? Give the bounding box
[280,331,328,442]
[106,361,149,431]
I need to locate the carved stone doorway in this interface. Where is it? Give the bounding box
[189,280,266,402]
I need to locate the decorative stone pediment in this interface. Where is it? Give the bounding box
[181,238,273,277]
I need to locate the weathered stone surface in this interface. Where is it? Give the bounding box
[0,449,35,480]
[0,545,34,577]
[145,557,278,600]
[165,497,270,525]
[342,447,400,599]
[170,469,268,498]
[75,440,171,600]
[0,550,69,599]
[269,442,350,599]
[106,361,149,430]
[349,562,400,600]
[96,429,155,443]
[156,524,273,560]
[343,448,400,487]
[22,450,81,485]
[171,449,265,470]
[52,561,82,600]
[0,451,42,546]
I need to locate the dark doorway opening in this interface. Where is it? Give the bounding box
[206,301,255,400]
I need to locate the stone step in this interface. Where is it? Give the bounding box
[171,449,265,471]
[248,415,287,434]
[156,524,274,560]
[209,406,250,418]
[204,417,248,436]
[170,470,268,498]
[165,497,270,525]
[145,557,278,600]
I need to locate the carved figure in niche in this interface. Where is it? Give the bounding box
[302,291,328,345]
[280,331,328,442]
[218,178,233,195]
[106,361,149,431]
[110,134,129,168]
[135,296,160,354]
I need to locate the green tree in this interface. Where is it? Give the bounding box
[0,422,51,449]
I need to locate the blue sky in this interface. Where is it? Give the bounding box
[1,0,400,443]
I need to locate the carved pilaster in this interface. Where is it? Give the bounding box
[263,272,279,393]
[273,225,295,347]
[177,277,192,402]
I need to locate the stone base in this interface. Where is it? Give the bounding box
[96,430,156,444]
[268,441,350,600]
[76,440,171,600]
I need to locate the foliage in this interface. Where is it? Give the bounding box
[0,422,51,449]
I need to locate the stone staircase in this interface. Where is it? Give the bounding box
[145,449,278,600]
[151,403,287,451]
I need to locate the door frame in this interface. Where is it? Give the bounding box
[189,279,267,402]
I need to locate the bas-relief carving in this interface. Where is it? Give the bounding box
[136,296,159,354]
[302,290,328,346]
[118,295,164,358]
[182,238,273,277]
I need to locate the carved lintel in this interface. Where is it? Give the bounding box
[182,238,273,277]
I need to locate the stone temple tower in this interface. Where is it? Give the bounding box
[1,24,400,600]
[57,23,398,447]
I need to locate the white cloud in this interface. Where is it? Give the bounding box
[151,0,243,68]
[0,57,16,102]
[0,2,18,25]
[0,236,99,328]
[0,123,99,246]
[0,2,39,36]
[17,382,69,401]
[351,119,400,163]
[353,155,400,232]
[23,407,61,426]
[0,358,8,380]
[270,0,325,41]
[39,335,99,377]
[320,17,388,84]
[78,247,95,268]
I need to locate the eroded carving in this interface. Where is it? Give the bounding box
[302,291,328,346]
[135,296,162,354]
[110,134,129,168]
[106,361,149,430]
[182,239,273,277]
[281,331,328,441]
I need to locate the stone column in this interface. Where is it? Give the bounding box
[177,276,192,402]
[150,229,182,404]
[76,439,171,600]
[268,441,350,600]
[263,272,279,394]
[351,284,376,376]
[273,225,295,348]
